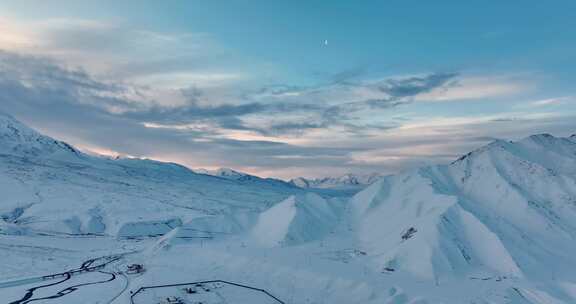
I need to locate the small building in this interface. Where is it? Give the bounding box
[161,296,185,304]
[401,227,417,241]
[126,264,145,274]
[183,286,197,294]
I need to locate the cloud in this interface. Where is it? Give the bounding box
[328,66,367,85]
[251,72,459,107]
[520,96,574,108]
[0,51,138,110]
[375,72,458,98]
[2,15,467,140]
[0,51,369,176]
[0,13,567,179]
[235,72,460,135]
[114,71,459,138]
[0,50,326,139]
[416,75,528,102]
[0,16,250,93]
[0,17,35,50]
[0,50,465,178]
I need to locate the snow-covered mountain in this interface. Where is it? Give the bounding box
[251,193,343,247]
[0,111,82,158]
[290,172,382,189]
[347,133,576,302]
[193,167,248,179]
[194,167,297,189]
[193,167,378,195]
[3,110,576,304]
[0,111,302,238]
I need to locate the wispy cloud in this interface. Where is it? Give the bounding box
[416,75,529,102]
[0,16,250,94]
[519,96,574,108]
[0,12,571,178]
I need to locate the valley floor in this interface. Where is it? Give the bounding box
[2,232,573,304]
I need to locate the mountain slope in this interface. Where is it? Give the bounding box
[0,111,82,158]
[251,193,343,247]
[194,167,298,189]
[0,112,303,238]
[348,133,576,302]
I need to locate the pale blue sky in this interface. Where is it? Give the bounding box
[0,1,574,177]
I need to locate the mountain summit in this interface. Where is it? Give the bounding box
[0,111,81,158]
[0,113,301,238]
[349,132,576,301]
[290,173,382,189]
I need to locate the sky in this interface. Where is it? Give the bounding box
[0,0,575,178]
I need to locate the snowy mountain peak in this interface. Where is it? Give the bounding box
[215,167,247,178]
[352,133,576,284]
[290,173,382,189]
[193,167,299,189]
[521,133,562,145]
[251,193,341,247]
[290,177,310,188]
[458,134,575,161]
[0,111,81,158]
[0,111,37,137]
[528,132,554,139]
[193,167,248,179]
[452,139,510,163]
[453,134,576,176]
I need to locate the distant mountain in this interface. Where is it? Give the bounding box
[193,167,246,179]
[193,167,298,189]
[195,167,368,191]
[290,173,382,189]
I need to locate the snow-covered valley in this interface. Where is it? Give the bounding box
[2,111,576,303]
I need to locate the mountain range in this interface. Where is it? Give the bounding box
[194,167,382,190]
[1,110,576,303]
[290,173,382,189]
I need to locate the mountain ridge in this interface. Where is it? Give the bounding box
[2,110,576,303]
[0,112,304,238]
[193,167,300,189]
[290,172,382,189]
[348,131,576,300]
[0,111,83,158]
